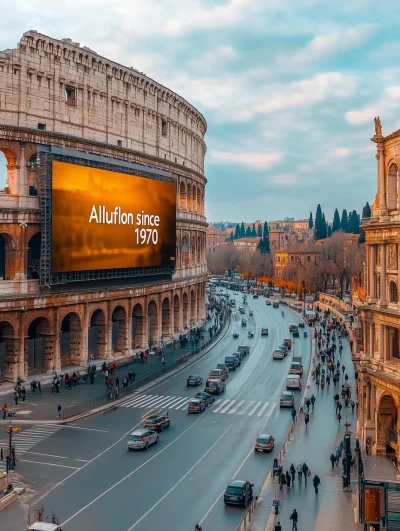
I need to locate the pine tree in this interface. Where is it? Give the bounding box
[340,209,348,231]
[252,223,257,237]
[230,232,234,242]
[245,226,252,237]
[362,202,371,218]
[263,221,270,253]
[308,212,313,229]
[314,204,323,239]
[234,224,240,239]
[332,208,341,233]
[327,225,332,237]
[322,213,327,239]
[350,210,360,234]
[240,222,245,238]
[359,228,366,244]
[257,223,262,237]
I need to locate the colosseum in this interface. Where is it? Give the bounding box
[0,30,208,380]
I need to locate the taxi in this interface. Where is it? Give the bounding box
[143,413,171,432]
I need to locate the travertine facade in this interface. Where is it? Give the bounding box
[357,118,400,467]
[0,31,208,380]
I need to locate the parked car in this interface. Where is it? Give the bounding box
[186,375,203,386]
[254,433,274,453]
[127,429,159,450]
[224,480,254,507]
[224,355,238,370]
[273,348,284,360]
[280,391,295,408]
[204,379,226,395]
[233,353,242,366]
[187,398,206,414]
[143,414,170,432]
[208,368,227,381]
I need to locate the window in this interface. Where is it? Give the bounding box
[291,256,294,263]
[307,255,311,262]
[65,86,77,106]
[37,123,46,130]
[161,120,167,136]
[390,281,398,303]
[175,157,177,163]
[117,140,122,147]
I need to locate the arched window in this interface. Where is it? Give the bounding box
[388,163,399,210]
[390,280,398,303]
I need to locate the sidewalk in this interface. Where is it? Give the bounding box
[0,318,223,423]
[253,325,362,531]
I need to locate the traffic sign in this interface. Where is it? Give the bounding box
[5,427,20,434]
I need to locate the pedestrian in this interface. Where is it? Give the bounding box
[14,391,18,406]
[291,407,297,424]
[350,399,355,414]
[279,471,286,491]
[162,356,165,367]
[286,470,291,488]
[116,377,120,387]
[296,462,303,483]
[304,411,310,428]
[274,522,282,531]
[305,397,311,412]
[132,370,136,382]
[313,474,321,494]
[302,463,309,484]
[51,382,56,393]
[38,381,42,394]
[115,386,119,399]
[310,394,315,409]
[337,412,342,425]
[290,463,296,482]
[336,400,342,415]
[290,509,298,530]
[2,404,7,420]
[330,453,336,469]
[335,446,341,465]
[57,403,62,418]
[342,364,345,374]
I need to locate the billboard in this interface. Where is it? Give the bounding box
[51,160,176,273]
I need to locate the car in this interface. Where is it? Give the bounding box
[289,324,298,332]
[186,375,203,386]
[237,344,250,356]
[204,378,226,394]
[283,338,292,350]
[279,345,289,356]
[272,301,280,308]
[143,414,170,432]
[239,306,246,314]
[252,294,258,299]
[255,434,274,453]
[216,364,229,378]
[249,309,254,316]
[241,318,247,327]
[224,355,238,370]
[293,330,300,338]
[298,321,305,328]
[208,368,227,381]
[290,361,303,375]
[266,299,272,305]
[261,328,269,336]
[273,348,284,359]
[233,331,239,339]
[127,428,159,450]
[224,480,254,507]
[187,398,206,413]
[233,353,242,366]
[280,391,295,408]
[195,391,215,406]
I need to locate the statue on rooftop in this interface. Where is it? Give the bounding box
[374,116,382,136]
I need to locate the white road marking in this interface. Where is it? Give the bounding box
[22,451,89,462]
[257,402,270,416]
[141,396,171,409]
[22,459,80,470]
[248,401,262,415]
[237,401,255,415]
[160,396,185,409]
[212,399,229,413]
[139,395,167,408]
[172,397,189,409]
[131,395,160,408]
[121,395,149,407]
[219,400,237,414]
[228,400,245,414]
[125,425,233,530]
[161,396,185,409]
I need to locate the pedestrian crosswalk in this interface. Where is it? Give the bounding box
[0,424,62,470]
[121,393,276,418]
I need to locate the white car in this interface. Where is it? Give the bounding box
[127,428,159,450]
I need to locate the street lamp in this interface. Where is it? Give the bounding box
[5,424,20,484]
[342,421,352,491]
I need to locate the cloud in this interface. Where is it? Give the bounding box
[255,73,357,114]
[345,106,379,125]
[270,174,298,186]
[190,45,237,71]
[329,147,351,158]
[210,151,281,169]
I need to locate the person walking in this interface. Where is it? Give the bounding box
[296,462,303,483]
[286,470,291,488]
[304,411,310,429]
[310,394,315,409]
[279,470,286,491]
[305,397,311,412]
[161,356,165,367]
[57,403,62,418]
[335,446,341,465]
[38,381,42,394]
[350,399,355,414]
[313,474,321,494]
[336,400,342,416]
[330,453,336,470]
[14,391,18,406]
[291,407,297,424]
[290,509,298,530]
[302,463,309,484]
[290,463,296,483]
[337,412,342,425]
[2,404,7,420]
[274,522,282,531]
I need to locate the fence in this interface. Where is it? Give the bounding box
[236,498,258,531]
[62,314,228,420]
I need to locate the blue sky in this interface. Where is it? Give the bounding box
[1,0,399,223]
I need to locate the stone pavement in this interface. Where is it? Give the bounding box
[0,318,222,423]
[252,325,363,531]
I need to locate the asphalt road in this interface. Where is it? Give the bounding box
[2,291,311,531]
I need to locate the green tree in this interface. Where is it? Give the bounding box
[245,226,252,237]
[332,208,341,233]
[262,221,270,253]
[234,224,240,239]
[252,223,257,237]
[308,212,313,229]
[327,225,332,237]
[314,204,323,240]
[340,209,348,231]
[257,223,262,237]
[230,232,234,242]
[322,212,327,239]
[240,222,245,238]
[349,210,360,234]
[362,202,371,218]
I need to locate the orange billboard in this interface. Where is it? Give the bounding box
[51,161,176,273]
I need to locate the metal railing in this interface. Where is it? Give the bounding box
[62,314,228,420]
[236,497,257,531]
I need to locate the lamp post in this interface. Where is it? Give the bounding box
[5,424,20,485]
[342,420,352,491]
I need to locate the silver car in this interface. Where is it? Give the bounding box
[127,428,159,450]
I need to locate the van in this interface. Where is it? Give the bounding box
[290,362,303,375]
[204,379,226,395]
[237,344,250,356]
[283,338,292,350]
[286,374,302,390]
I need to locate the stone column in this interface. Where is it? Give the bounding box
[18,142,28,196]
[369,245,376,301]
[18,311,25,378]
[388,328,395,361]
[363,322,368,355]
[379,244,387,306]
[369,322,374,358]
[366,381,371,421]
[377,141,387,212]
[379,324,385,360]
[105,301,113,359]
[127,299,133,354]
[53,307,61,372]
[81,304,89,364]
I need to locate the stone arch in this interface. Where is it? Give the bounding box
[26,316,53,374]
[196,286,202,321]
[0,321,16,379]
[60,312,82,366]
[390,280,398,303]
[0,151,7,190]
[197,186,201,213]
[112,305,128,354]
[191,234,196,264]
[377,394,398,457]
[182,291,189,328]
[197,234,201,264]
[27,232,41,279]
[88,308,107,360]
[0,146,17,193]
[190,288,196,321]
[0,232,17,281]
[173,294,180,333]
[187,182,193,211]
[148,299,159,348]
[182,233,190,267]
[179,180,186,210]
[161,297,171,338]
[132,303,145,348]
[193,186,197,212]
[387,162,399,210]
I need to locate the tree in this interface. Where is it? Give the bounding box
[230,232,234,242]
[263,221,270,253]
[362,202,371,218]
[245,226,252,237]
[234,224,240,239]
[252,223,257,237]
[314,204,324,240]
[308,212,313,229]
[240,222,245,238]
[332,208,341,233]
[340,209,348,231]
[322,213,327,239]
[327,225,332,237]
[349,210,360,234]
[257,223,262,237]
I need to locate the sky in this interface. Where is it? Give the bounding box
[1,0,399,223]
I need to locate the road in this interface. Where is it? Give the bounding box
[2,291,311,531]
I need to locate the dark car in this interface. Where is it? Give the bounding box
[186,375,203,386]
[293,330,300,337]
[187,398,206,414]
[216,364,229,378]
[195,391,215,406]
[233,353,242,366]
[225,356,238,370]
[279,345,288,356]
[252,294,258,299]
[298,321,305,328]
[143,414,170,432]
[224,480,254,507]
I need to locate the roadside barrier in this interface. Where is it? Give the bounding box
[236,497,258,530]
[62,314,229,420]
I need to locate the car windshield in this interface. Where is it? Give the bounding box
[188,376,197,379]
[207,382,218,387]
[189,401,199,406]
[226,486,243,495]
[225,357,235,362]
[145,419,158,424]
[257,437,270,444]
[209,370,219,375]
[282,393,292,399]
[129,435,142,441]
